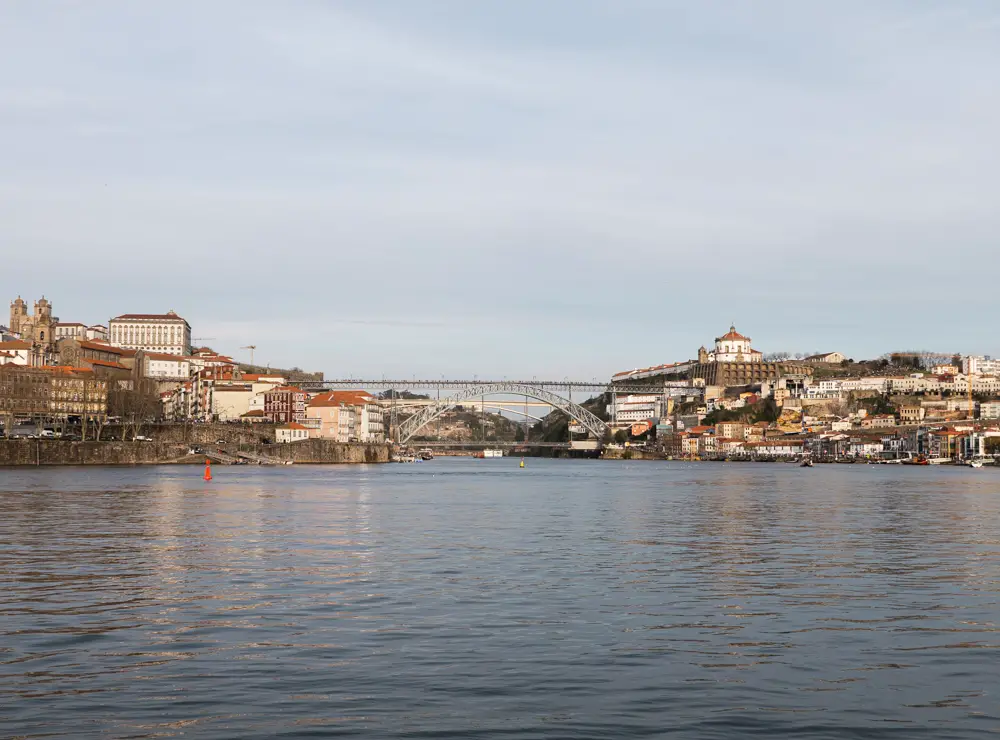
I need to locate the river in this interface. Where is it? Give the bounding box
[1,459,998,738]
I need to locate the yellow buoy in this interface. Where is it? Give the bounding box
[520,458,525,468]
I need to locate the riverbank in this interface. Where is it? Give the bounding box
[0,439,390,466]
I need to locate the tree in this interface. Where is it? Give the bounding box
[108,378,161,440]
[751,398,780,424]
[613,430,628,444]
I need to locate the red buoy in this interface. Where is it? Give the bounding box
[204,458,212,481]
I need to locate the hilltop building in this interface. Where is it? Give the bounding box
[697,326,763,364]
[8,296,59,365]
[690,326,813,386]
[109,311,191,355]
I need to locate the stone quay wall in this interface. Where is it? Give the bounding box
[0,439,390,466]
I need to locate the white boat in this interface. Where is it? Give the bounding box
[479,449,503,458]
[968,459,984,469]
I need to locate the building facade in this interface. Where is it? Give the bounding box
[963,356,1000,376]
[109,311,191,355]
[0,340,31,366]
[47,366,108,423]
[264,386,308,425]
[698,326,764,364]
[0,365,52,425]
[142,352,192,380]
[689,326,813,387]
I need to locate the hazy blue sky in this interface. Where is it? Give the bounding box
[3,1,998,379]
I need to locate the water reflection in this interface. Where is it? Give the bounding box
[1,461,999,738]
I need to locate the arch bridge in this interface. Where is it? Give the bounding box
[396,382,610,444]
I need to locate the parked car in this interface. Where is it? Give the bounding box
[134,435,153,442]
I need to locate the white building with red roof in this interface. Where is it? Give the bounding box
[0,339,31,366]
[701,325,763,364]
[109,310,191,355]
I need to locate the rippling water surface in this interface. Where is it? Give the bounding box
[2,459,999,738]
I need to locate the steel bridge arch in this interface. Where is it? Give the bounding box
[397,382,609,443]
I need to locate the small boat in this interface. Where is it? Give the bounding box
[799,458,813,467]
[968,459,984,469]
[418,449,434,461]
[477,449,503,458]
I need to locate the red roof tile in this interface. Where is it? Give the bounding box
[717,325,749,341]
[87,359,128,370]
[308,390,375,407]
[112,313,188,321]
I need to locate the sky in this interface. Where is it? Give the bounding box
[2,1,999,380]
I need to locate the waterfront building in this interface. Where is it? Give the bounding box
[305,394,349,441]
[264,386,308,425]
[276,423,309,443]
[46,366,108,424]
[0,364,107,428]
[210,383,254,421]
[735,439,806,458]
[306,391,384,442]
[0,365,52,426]
[109,311,191,355]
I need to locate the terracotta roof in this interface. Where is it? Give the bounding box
[243,373,284,382]
[87,359,128,370]
[241,409,267,417]
[717,325,749,342]
[308,390,374,407]
[144,352,188,361]
[270,385,306,394]
[112,312,187,321]
[280,422,308,431]
[56,322,86,327]
[79,339,134,356]
[0,340,31,350]
[40,365,94,375]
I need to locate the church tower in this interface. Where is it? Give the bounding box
[9,296,27,335]
[32,297,55,347]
